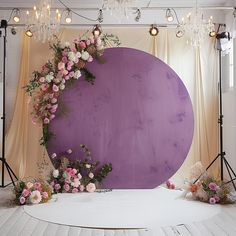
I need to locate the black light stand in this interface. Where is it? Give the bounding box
[0,19,18,187]
[199,33,236,190]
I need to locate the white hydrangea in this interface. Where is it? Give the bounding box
[45,74,54,83]
[68,51,76,62]
[53,169,59,178]
[81,51,90,61]
[74,70,81,79]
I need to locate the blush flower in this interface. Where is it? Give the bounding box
[86,183,96,193]
[22,189,30,197]
[52,84,59,92]
[209,197,216,204]
[54,183,61,191]
[42,191,48,199]
[26,182,34,189]
[64,184,70,192]
[34,182,41,189]
[58,62,65,70]
[43,118,50,124]
[19,196,26,205]
[89,172,94,179]
[72,188,79,193]
[79,185,85,192]
[30,190,42,204]
[209,182,218,191]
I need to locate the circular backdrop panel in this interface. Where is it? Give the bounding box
[47,47,194,189]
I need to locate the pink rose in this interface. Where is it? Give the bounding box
[72,188,79,193]
[47,104,52,109]
[50,109,56,113]
[170,183,175,189]
[67,66,72,71]
[42,191,48,198]
[214,195,220,203]
[89,172,94,179]
[86,183,96,193]
[54,183,61,191]
[51,98,57,104]
[209,182,218,191]
[44,118,50,124]
[69,169,75,176]
[34,182,41,189]
[79,41,86,49]
[58,62,65,70]
[50,181,55,186]
[62,56,68,63]
[65,178,71,184]
[67,60,74,67]
[209,197,216,204]
[19,196,26,205]
[64,184,70,192]
[79,185,85,192]
[62,49,68,56]
[52,84,59,92]
[73,178,80,188]
[86,39,91,46]
[50,114,55,120]
[65,76,70,80]
[87,56,93,62]
[63,70,69,75]
[41,84,49,91]
[22,189,30,197]
[52,104,58,110]
[39,77,45,83]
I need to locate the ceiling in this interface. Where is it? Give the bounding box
[0,0,235,9]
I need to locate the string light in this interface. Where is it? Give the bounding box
[92,25,102,37]
[149,25,159,36]
[13,8,20,23]
[166,8,174,22]
[65,9,72,24]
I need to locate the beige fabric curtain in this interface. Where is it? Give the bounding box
[5,27,219,181]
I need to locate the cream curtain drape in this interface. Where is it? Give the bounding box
[5,27,219,181]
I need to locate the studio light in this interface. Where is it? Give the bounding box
[13,8,20,23]
[134,9,141,22]
[65,9,72,24]
[176,25,185,38]
[25,28,33,37]
[149,25,159,36]
[166,8,174,22]
[209,30,216,37]
[92,25,102,37]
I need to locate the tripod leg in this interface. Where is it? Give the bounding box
[5,162,18,180]
[223,158,236,178]
[206,154,220,171]
[223,158,236,190]
[5,164,16,187]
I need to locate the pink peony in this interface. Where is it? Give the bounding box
[43,118,50,124]
[86,183,96,193]
[58,62,65,70]
[79,185,85,192]
[63,184,70,192]
[22,189,30,197]
[30,190,42,204]
[19,196,26,205]
[209,182,218,191]
[52,84,59,92]
[42,191,48,199]
[79,41,86,49]
[209,197,216,204]
[72,188,79,193]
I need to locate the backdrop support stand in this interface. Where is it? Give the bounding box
[0,19,18,187]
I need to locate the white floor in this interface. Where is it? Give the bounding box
[1,187,236,236]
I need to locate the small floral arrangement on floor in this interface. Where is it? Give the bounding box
[184,162,236,204]
[14,179,52,205]
[50,144,112,193]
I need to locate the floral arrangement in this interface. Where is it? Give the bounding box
[14,179,52,205]
[50,144,112,193]
[184,162,236,204]
[25,35,104,145]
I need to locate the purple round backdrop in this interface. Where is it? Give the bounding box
[47,47,194,189]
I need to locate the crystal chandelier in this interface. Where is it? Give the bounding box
[103,0,135,20]
[25,0,61,43]
[180,0,215,46]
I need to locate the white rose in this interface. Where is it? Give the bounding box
[65,41,70,47]
[74,70,81,79]
[85,164,91,169]
[77,173,82,180]
[59,84,65,90]
[68,51,76,62]
[45,74,54,83]
[81,51,90,61]
[53,169,59,178]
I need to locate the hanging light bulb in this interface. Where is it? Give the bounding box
[25,28,33,37]
[176,25,185,38]
[13,8,20,23]
[166,8,174,22]
[65,9,72,24]
[149,25,159,36]
[92,25,102,37]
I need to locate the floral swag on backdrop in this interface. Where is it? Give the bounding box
[16,33,120,205]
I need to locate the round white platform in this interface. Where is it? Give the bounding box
[24,187,221,230]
